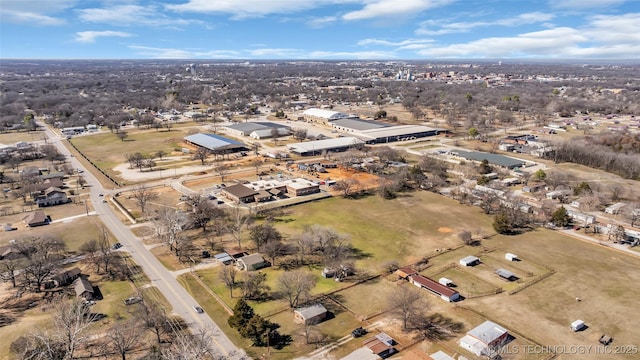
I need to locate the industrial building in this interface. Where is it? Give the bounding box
[287,137,364,156]
[223,122,290,138]
[355,124,444,144]
[450,150,530,169]
[302,108,352,123]
[183,133,247,154]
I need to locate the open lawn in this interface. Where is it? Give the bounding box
[0,130,48,144]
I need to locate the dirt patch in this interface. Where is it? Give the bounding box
[438,227,453,233]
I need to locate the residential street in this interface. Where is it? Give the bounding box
[40,122,246,359]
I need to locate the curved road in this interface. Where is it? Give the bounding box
[40,123,246,359]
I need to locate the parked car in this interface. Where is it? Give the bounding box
[112,242,123,250]
[351,327,367,338]
[123,296,142,306]
[193,306,204,314]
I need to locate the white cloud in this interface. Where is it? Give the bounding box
[77,4,200,28]
[306,50,397,59]
[358,38,433,47]
[416,12,555,35]
[549,0,627,9]
[307,16,338,28]
[245,48,302,57]
[75,31,132,43]
[128,45,241,59]
[0,0,75,25]
[342,0,453,21]
[166,0,359,19]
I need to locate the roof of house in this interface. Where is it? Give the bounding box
[410,274,459,298]
[214,253,234,263]
[238,253,266,267]
[223,184,258,199]
[184,133,246,151]
[73,277,94,296]
[467,321,508,344]
[22,211,48,226]
[295,303,327,320]
[363,332,396,355]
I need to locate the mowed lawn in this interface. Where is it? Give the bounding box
[274,191,494,272]
[466,228,640,359]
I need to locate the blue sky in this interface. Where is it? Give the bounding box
[1,0,639,59]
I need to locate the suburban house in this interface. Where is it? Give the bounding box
[73,276,94,300]
[293,303,328,325]
[408,274,460,302]
[53,267,82,287]
[459,256,481,267]
[236,253,269,271]
[35,187,69,207]
[221,184,259,203]
[0,245,22,260]
[363,332,397,359]
[459,321,510,356]
[22,211,50,227]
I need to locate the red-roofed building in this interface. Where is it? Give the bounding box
[409,274,460,302]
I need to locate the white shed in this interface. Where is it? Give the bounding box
[438,277,453,287]
[571,320,585,332]
[505,253,519,261]
[459,256,480,267]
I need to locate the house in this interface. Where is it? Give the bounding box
[505,253,519,261]
[73,276,94,300]
[363,332,397,359]
[221,184,258,203]
[459,256,480,267]
[0,245,22,260]
[409,274,460,302]
[294,303,327,324]
[225,248,249,259]
[36,188,69,207]
[429,350,455,360]
[571,320,586,332]
[496,268,517,281]
[459,321,510,356]
[22,211,50,227]
[53,267,82,287]
[236,253,269,271]
[605,202,626,215]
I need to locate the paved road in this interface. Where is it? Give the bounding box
[40,123,246,359]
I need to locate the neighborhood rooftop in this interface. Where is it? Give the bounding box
[451,150,528,169]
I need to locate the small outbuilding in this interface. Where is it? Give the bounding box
[394,267,418,280]
[363,332,397,359]
[459,256,480,267]
[496,268,517,281]
[505,253,519,261]
[571,320,586,332]
[438,277,453,287]
[294,303,327,325]
[214,252,234,265]
[429,350,455,360]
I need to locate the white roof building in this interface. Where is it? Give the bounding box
[287,137,364,156]
[302,108,351,122]
[459,321,509,356]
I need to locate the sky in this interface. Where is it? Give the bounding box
[0,0,639,60]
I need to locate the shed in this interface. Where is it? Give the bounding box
[214,252,234,265]
[571,320,585,332]
[236,253,269,271]
[459,321,509,356]
[409,274,460,302]
[429,350,455,360]
[505,253,519,261]
[459,256,480,267]
[395,267,418,280]
[363,332,397,358]
[294,303,327,325]
[496,268,517,281]
[438,277,453,287]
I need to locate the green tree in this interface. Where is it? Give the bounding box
[374,110,387,119]
[492,211,513,234]
[228,299,254,330]
[468,127,479,138]
[534,169,547,181]
[478,159,492,174]
[573,182,592,196]
[239,314,272,346]
[551,206,572,227]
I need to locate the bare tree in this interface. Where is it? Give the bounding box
[387,285,428,331]
[55,299,98,359]
[131,298,170,345]
[249,223,282,252]
[117,131,128,142]
[227,207,253,249]
[0,258,20,288]
[15,235,65,292]
[240,272,269,300]
[334,178,359,198]
[131,185,157,215]
[276,270,317,308]
[458,230,473,245]
[107,320,142,360]
[214,163,230,182]
[218,265,238,298]
[162,328,223,360]
[193,147,209,165]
